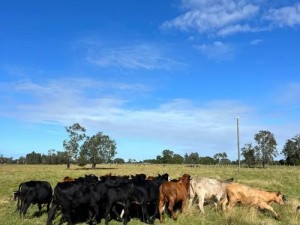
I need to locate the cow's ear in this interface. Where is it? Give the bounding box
[276,191,281,196]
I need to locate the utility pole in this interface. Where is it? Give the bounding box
[237,117,240,172]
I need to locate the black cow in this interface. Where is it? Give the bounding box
[47,175,99,225]
[14,180,52,217]
[104,180,145,225]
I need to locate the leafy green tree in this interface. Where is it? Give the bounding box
[63,123,86,169]
[184,152,200,164]
[282,134,300,165]
[113,158,125,164]
[254,130,277,168]
[80,132,117,169]
[26,151,42,164]
[161,149,174,164]
[241,143,256,167]
[213,152,227,164]
[173,154,184,164]
[78,141,89,166]
[199,156,215,165]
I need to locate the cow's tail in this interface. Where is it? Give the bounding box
[46,198,59,225]
[15,182,24,213]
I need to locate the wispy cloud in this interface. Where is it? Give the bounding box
[194,41,235,61]
[264,3,300,27]
[80,41,182,70]
[250,39,263,45]
[277,82,300,105]
[162,1,300,36]
[162,0,260,36]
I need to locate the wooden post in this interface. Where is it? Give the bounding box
[237,117,240,172]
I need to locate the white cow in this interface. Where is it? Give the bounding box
[189,177,233,213]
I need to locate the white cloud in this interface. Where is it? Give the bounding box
[194,41,235,61]
[162,1,300,36]
[265,3,300,27]
[250,39,263,45]
[218,24,264,36]
[277,82,300,105]
[82,42,182,70]
[162,0,260,36]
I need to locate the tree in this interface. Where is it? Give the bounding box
[254,130,277,168]
[26,151,42,164]
[213,152,227,164]
[282,134,300,165]
[63,123,86,169]
[184,152,200,164]
[113,158,125,164]
[199,156,215,165]
[241,143,256,167]
[173,154,184,164]
[160,149,174,164]
[80,132,117,169]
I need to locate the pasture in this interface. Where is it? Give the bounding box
[0,164,299,225]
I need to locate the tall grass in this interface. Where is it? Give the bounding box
[0,164,299,225]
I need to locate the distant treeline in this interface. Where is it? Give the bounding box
[0,149,288,166]
[1,124,299,167]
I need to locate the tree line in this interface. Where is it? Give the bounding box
[1,123,299,167]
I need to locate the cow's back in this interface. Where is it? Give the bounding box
[190,177,225,199]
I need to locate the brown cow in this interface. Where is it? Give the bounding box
[221,183,286,220]
[158,174,191,222]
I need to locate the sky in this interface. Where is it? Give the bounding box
[1,0,300,161]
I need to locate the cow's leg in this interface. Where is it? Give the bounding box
[188,186,195,207]
[46,200,51,212]
[227,199,237,212]
[259,202,280,220]
[158,199,165,223]
[141,202,151,223]
[219,197,228,211]
[21,201,30,217]
[198,194,205,213]
[168,200,176,220]
[60,207,73,225]
[122,203,130,225]
[46,202,58,225]
[104,202,113,225]
[112,204,123,222]
[181,197,188,213]
[38,203,42,216]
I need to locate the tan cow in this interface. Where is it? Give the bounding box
[221,183,286,220]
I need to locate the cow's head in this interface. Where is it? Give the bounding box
[275,191,286,205]
[12,191,20,201]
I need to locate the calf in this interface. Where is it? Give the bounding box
[158,174,191,222]
[189,177,233,213]
[14,180,52,217]
[221,182,286,220]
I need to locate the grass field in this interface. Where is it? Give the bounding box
[0,164,299,225]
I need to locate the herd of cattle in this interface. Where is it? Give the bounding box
[13,173,289,225]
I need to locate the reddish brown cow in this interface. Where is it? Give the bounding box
[61,176,75,182]
[221,182,286,220]
[158,174,191,222]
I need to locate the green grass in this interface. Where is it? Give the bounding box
[0,164,299,225]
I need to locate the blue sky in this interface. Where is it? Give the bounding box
[1,0,300,161]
